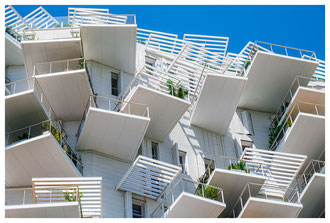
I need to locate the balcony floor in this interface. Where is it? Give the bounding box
[35,70,92,121]
[208,169,267,217]
[5,133,81,187]
[77,107,150,162]
[164,192,226,218]
[298,173,325,218]
[191,73,247,135]
[125,85,190,142]
[238,51,319,113]
[239,197,303,218]
[5,202,80,218]
[5,90,49,132]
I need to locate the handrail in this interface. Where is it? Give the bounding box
[269,100,325,151]
[150,175,224,218]
[34,57,84,76]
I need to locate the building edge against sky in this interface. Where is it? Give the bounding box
[4,5,325,218]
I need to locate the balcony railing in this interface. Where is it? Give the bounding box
[5,188,34,205]
[269,101,325,151]
[22,27,80,41]
[150,175,225,218]
[137,28,178,45]
[289,159,325,200]
[34,58,84,76]
[5,120,83,175]
[76,95,150,140]
[5,78,57,121]
[5,26,22,42]
[271,76,325,129]
[229,182,301,218]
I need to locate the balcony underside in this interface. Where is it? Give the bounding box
[277,113,324,168]
[191,73,247,135]
[81,24,137,74]
[239,197,303,218]
[5,90,48,132]
[5,34,24,66]
[298,173,325,218]
[164,192,226,218]
[125,85,190,142]
[289,87,325,112]
[238,51,319,113]
[21,39,82,78]
[208,169,266,217]
[77,107,150,162]
[5,202,81,218]
[35,70,92,121]
[5,133,81,187]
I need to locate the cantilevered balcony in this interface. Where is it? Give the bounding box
[291,160,325,218]
[33,58,93,121]
[230,183,303,218]
[5,177,102,218]
[238,41,320,113]
[5,78,57,132]
[121,65,191,141]
[151,176,226,218]
[21,28,82,77]
[76,96,150,162]
[116,156,182,200]
[5,120,83,187]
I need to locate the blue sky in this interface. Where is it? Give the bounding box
[14,5,325,59]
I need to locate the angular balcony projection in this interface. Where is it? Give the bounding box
[151,176,226,218]
[5,78,57,132]
[80,23,137,74]
[230,183,303,218]
[238,41,319,113]
[5,29,23,66]
[33,58,93,121]
[121,65,191,141]
[5,120,83,187]
[76,96,150,162]
[291,160,325,218]
[116,156,182,200]
[21,28,82,78]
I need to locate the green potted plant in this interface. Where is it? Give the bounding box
[78,57,84,69]
[63,189,83,202]
[227,161,250,173]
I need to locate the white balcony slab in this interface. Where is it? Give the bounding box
[191,73,247,135]
[77,107,150,162]
[5,90,48,132]
[5,34,24,66]
[81,24,137,74]
[21,39,82,78]
[164,192,226,218]
[289,87,325,111]
[208,169,267,217]
[125,85,190,142]
[35,70,92,121]
[277,113,325,169]
[238,197,303,218]
[298,173,325,218]
[5,133,81,187]
[5,202,80,218]
[238,51,319,113]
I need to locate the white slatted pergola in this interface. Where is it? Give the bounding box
[116,156,182,200]
[32,177,102,218]
[23,6,59,29]
[5,5,29,34]
[240,148,307,197]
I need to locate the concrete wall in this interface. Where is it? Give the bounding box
[5,65,26,82]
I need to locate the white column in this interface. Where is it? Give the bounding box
[124,192,132,218]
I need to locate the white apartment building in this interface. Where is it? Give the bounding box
[4,6,325,218]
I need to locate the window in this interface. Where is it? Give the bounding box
[241,140,253,152]
[179,151,187,174]
[151,142,159,160]
[111,72,119,96]
[132,199,145,218]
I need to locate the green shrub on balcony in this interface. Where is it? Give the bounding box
[63,190,83,202]
[167,79,188,99]
[227,161,250,173]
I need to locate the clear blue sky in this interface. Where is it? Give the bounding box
[13,5,325,59]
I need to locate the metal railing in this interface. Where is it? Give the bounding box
[34,58,84,76]
[269,101,325,151]
[289,159,325,200]
[137,28,178,45]
[271,76,325,129]
[5,120,84,175]
[5,78,57,121]
[5,188,34,205]
[229,182,301,218]
[5,26,22,42]
[150,175,224,218]
[22,27,80,41]
[76,95,150,141]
